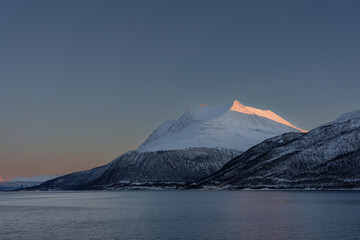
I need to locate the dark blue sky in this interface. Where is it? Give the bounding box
[1,0,359,177]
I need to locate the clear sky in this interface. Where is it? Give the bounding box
[1,0,359,177]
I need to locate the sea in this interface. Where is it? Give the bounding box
[0,191,359,240]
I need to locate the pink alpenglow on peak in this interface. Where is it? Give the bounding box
[137,100,307,152]
[229,100,307,133]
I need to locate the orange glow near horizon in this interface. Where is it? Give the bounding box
[0,176,13,183]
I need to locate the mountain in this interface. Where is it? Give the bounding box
[31,100,304,190]
[194,110,360,190]
[0,175,60,191]
[138,100,306,152]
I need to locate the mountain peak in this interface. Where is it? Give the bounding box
[137,100,307,152]
[229,100,249,113]
[230,100,244,107]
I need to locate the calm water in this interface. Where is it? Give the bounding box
[0,191,360,240]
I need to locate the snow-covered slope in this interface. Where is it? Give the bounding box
[138,100,305,152]
[195,110,360,189]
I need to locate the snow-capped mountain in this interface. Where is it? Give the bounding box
[195,109,360,189]
[138,100,306,152]
[30,100,304,190]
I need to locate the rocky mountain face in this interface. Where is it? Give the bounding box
[33,148,240,190]
[194,110,360,190]
[29,100,304,190]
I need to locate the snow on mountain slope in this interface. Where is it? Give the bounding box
[138,100,306,152]
[195,109,360,190]
[326,109,360,125]
[32,164,112,190]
